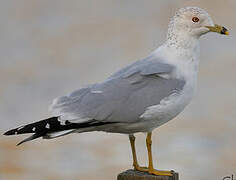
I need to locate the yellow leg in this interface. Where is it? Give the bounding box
[146,132,173,176]
[129,135,148,172]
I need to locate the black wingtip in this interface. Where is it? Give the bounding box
[3,129,17,136]
[16,133,43,146]
[16,140,26,146]
[16,141,24,146]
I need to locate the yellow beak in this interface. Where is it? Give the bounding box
[205,24,229,35]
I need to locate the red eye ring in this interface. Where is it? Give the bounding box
[192,17,199,23]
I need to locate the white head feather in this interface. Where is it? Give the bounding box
[165,7,215,50]
[167,7,214,39]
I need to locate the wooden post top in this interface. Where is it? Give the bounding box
[117,169,179,180]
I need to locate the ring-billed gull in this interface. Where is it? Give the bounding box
[4,7,228,176]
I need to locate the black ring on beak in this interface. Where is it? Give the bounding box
[221,27,228,35]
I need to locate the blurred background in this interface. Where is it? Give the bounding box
[0,0,235,179]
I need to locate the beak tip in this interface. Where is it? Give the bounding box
[221,26,229,35]
[225,31,229,35]
[207,25,229,36]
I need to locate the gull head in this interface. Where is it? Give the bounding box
[167,7,229,40]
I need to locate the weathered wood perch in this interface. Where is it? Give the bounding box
[117,169,179,180]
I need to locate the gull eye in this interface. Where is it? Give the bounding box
[192,17,199,23]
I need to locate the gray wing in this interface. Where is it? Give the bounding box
[50,56,185,124]
[109,55,173,79]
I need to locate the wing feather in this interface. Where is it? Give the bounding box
[49,56,185,124]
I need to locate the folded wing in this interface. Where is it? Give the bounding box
[50,56,185,125]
